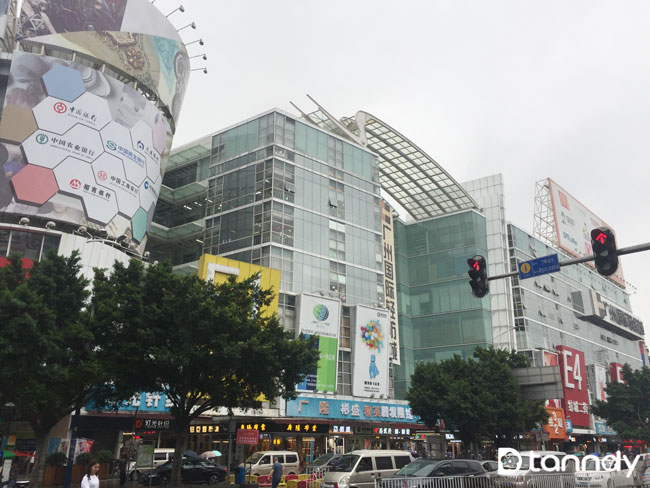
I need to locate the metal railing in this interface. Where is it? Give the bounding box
[377,473,578,488]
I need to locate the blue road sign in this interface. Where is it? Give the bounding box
[518,254,560,280]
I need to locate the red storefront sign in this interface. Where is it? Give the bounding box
[236,429,259,445]
[556,345,590,428]
[610,362,625,383]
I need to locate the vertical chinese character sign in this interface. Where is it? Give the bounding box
[556,345,590,428]
[381,201,400,365]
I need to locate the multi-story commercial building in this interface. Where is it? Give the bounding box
[0,0,191,464]
[464,175,646,451]
[150,105,495,459]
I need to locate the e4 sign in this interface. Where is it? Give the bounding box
[556,345,590,428]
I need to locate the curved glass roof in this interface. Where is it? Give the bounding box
[343,111,477,220]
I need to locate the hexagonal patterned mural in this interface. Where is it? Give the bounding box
[0,105,38,143]
[0,51,175,243]
[42,65,86,102]
[11,165,58,205]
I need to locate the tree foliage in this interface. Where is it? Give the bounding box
[591,364,650,442]
[0,252,100,488]
[90,260,319,484]
[405,347,548,445]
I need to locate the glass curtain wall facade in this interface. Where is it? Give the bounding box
[508,224,643,368]
[461,175,515,350]
[392,210,492,399]
[194,110,384,396]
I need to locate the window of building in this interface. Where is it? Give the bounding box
[337,350,351,396]
[328,179,345,219]
[340,306,351,349]
[9,231,43,261]
[329,261,346,301]
[329,220,345,260]
[0,229,9,256]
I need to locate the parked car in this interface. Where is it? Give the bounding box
[390,458,439,478]
[482,461,499,477]
[575,457,639,488]
[322,450,414,488]
[241,451,300,476]
[129,448,178,481]
[498,451,575,488]
[302,453,344,474]
[386,459,488,488]
[139,458,226,485]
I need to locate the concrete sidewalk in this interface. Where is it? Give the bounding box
[40,480,238,488]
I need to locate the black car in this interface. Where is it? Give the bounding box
[302,453,344,474]
[139,458,226,485]
[390,459,488,487]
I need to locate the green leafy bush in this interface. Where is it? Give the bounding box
[46,452,67,467]
[96,450,114,464]
[75,453,94,466]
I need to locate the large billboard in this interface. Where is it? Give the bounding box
[556,345,590,428]
[295,293,340,393]
[352,305,389,398]
[0,51,172,242]
[197,254,281,316]
[548,178,625,287]
[17,0,189,126]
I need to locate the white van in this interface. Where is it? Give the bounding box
[322,450,414,488]
[242,451,300,476]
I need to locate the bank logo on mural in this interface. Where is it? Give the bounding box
[313,304,329,321]
[0,51,173,243]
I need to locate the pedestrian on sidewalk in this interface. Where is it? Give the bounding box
[119,456,128,488]
[81,459,100,488]
[271,457,282,488]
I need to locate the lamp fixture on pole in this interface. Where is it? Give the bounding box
[166,5,184,17]
[177,22,196,32]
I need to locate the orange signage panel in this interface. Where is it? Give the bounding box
[543,407,568,440]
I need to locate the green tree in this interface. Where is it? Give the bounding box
[91,260,319,485]
[591,364,650,442]
[0,253,100,488]
[405,347,548,449]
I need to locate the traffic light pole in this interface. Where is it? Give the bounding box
[486,241,650,282]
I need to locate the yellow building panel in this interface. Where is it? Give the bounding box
[198,254,281,315]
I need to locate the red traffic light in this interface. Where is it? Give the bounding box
[592,231,607,245]
[467,255,488,298]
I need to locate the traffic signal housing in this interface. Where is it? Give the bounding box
[467,255,488,298]
[590,227,618,276]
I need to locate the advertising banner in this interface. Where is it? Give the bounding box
[610,362,625,383]
[640,341,646,366]
[381,200,400,365]
[236,429,259,445]
[548,178,625,287]
[556,345,590,428]
[589,290,645,339]
[543,350,562,409]
[0,50,172,242]
[286,395,419,423]
[543,407,567,440]
[198,254,281,317]
[18,0,189,125]
[0,0,9,51]
[593,364,607,402]
[295,294,340,392]
[352,305,389,398]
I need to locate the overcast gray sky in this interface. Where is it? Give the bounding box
[161,0,650,349]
